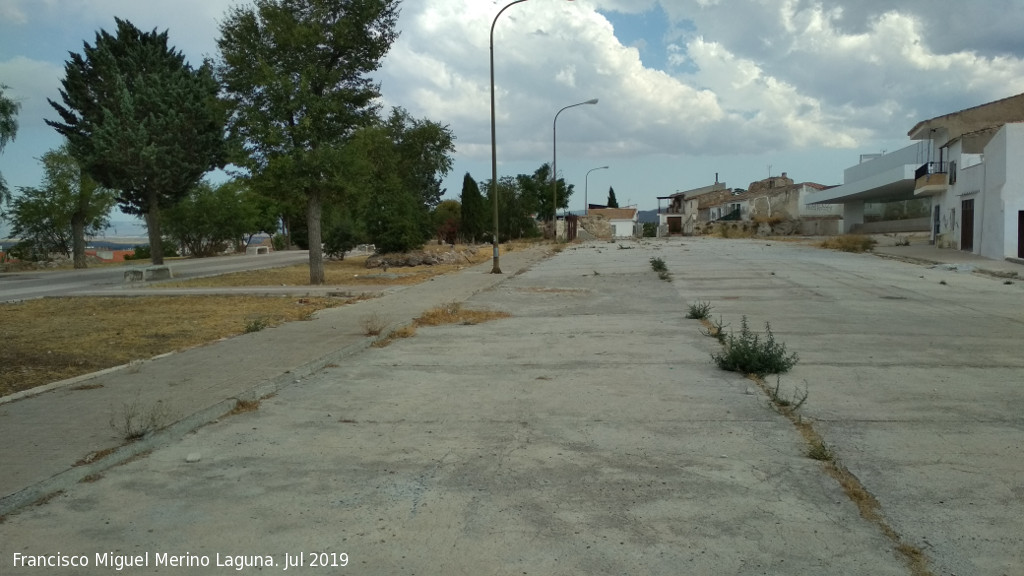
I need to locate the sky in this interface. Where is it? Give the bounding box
[3,0,1024,223]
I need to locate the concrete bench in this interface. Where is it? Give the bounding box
[246,246,270,255]
[124,266,173,283]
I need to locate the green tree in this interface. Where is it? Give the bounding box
[384,107,455,211]
[216,0,400,284]
[459,173,485,243]
[433,199,461,244]
[349,124,427,253]
[516,163,573,222]
[484,176,537,242]
[607,186,619,208]
[46,18,226,265]
[163,180,269,257]
[6,145,116,264]
[0,84,21,214]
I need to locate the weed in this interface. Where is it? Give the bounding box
[894,236,911,247]
[700,315,729,344]
[819,235,878,253]
[109,398,175,441]
[1004,280,1014,285]
[939,280,947,286]
[649,257,667,272]
[657,270,672,282]
[767,376,808,415]
[372,324,418,348]
[360,312,387,336]
[712,316,799,377]
[686,300,713,320]
[807,439,834,461]
[229,398,260,415]
[244,317,270,333]
[593,270,600,276]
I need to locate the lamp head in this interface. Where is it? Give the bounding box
[585,98,599,105]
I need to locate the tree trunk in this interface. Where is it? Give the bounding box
[145,196,164,265]
[71,212,87,269]
[306,189,324,285]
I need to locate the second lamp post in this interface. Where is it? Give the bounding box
[552,98,598,238]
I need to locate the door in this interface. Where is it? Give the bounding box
[961,199,974,252]
[668,217,682,234]
[933,205,940,244]
[1018,211,1024,258]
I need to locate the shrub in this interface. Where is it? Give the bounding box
[819,235,877,253]
[686,300,713,320]
[126,244,178,260]
[271,233,288,251]
[649,257,667,272]
[712,316,799,377]
[642,222,657,237]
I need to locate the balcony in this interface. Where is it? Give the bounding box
[914,162,948,196]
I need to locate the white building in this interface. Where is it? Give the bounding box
[907,93,1024,260]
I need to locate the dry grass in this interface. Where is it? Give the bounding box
[371,302,511,348]
[158,244,496,289]
[415,301,511,326]
[0,295,350,397]
[819,234,878,253]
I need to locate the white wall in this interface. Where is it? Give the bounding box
[611,220,636,238]
[985,123,1024,259]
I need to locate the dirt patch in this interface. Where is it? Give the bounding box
[0,295,350,397]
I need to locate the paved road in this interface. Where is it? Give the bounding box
[1,238,1022,576]
[0,251,311,302]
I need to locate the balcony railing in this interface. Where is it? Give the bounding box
[915,162,947,180]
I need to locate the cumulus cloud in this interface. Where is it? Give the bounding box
[3,0,1024,201]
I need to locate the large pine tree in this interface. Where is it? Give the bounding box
[607,186,619,208]
[460,173,485,243]
[47,19,226,265]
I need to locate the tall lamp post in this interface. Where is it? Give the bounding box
[489,1,534,273]
[552,98,598,239]
[584,165,609,215]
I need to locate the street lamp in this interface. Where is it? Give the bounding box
[552,98,598,239]
[584,165,609,215]
[489,1,534,273]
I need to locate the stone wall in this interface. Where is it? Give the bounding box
[579,215,614,239]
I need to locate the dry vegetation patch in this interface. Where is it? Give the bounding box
[158,244,496,289]
[819,234,878,253]
[0,295,349,397]
[371,302,511,348]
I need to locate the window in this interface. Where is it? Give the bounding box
[949,160,957,185]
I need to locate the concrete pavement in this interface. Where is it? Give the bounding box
[1,237,1022,576]
[0,245,552,514]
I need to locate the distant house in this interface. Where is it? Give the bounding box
[657,182,731,236]
[586,207,640,238]
[670,174,841,235]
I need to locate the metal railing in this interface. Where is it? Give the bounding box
[915,162,947,180]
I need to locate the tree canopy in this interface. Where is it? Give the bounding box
[6,144,116,265]
[0,84,20,211]
[46,18,226,265]
[460,173,485,244]
[607,186,619,208]
[163,179,275,257]
[216,0,401,284]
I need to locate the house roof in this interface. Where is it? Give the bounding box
[908,92,1024,152]
[588,207,637,220]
